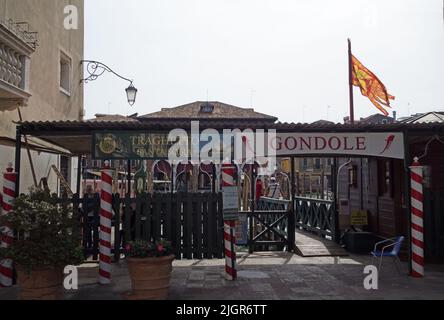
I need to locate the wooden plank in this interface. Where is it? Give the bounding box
[135,193,142,240]
[433,193,443,257]
[153,192,162,241]
[215,192,224,258]
[195,193,203,259]
[295,229,348,257]
[437,193,444,257]
[175,192,183,260]
[124,193,132,244]
[424,190,433,258]
[208,192,216,258]
[143,193,152,242]
[92,193,100,260]
[185,193,193,259]
[202,193,210,259]
[191,194,197,258]
[113,194,121,262]
[164,193,172,241]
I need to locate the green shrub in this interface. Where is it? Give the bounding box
[0,189,84,273]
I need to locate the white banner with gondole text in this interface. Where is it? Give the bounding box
[271,132,404,159]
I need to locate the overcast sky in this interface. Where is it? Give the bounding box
[84,0,444,123]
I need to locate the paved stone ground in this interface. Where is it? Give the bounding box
[1,252,443,300]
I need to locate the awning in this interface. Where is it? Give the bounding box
[15,119,444,156]
[0,136,72,156]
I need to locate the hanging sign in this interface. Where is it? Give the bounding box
[93,131,405,160]
[351,210,368,226]
[273,132,404,159]
[93,132,174,159]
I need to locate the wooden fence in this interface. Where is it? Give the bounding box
[73,192,224,261]
[72,193,339,261]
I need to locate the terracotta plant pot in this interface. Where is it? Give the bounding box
[16,266,64,300]
[126,255,174,300]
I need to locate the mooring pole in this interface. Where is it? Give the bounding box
[409,157,424,278]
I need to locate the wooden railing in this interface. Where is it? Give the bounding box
[294,196,338,242]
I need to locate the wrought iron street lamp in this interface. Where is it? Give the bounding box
[125,83,137,106]
[81,60,138,106]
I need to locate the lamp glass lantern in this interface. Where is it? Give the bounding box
[126,83,138,106]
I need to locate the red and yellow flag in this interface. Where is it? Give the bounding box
[351,55,395,116]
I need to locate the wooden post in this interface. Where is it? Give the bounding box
[288,156,296,252]
[332,157,340,242]
[248,164,255,254]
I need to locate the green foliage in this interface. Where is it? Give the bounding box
[124,239,173,258]
[0,188,84,273]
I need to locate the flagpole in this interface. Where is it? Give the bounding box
[348,38,355,124]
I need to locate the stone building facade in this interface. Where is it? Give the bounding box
[0,0,84,193]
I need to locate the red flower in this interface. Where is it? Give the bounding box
[125,244,132,252]
[157,244,164,252]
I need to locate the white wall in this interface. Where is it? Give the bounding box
[0,145,59,194]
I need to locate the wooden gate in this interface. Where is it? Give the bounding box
[242,197,293,252]
[74,192,224,262]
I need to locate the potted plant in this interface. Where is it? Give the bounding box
[125,239,174,300]
[0,189,84,300]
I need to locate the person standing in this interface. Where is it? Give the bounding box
[83,185,96,249]
[256,178,264,205]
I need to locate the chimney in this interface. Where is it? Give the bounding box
[392,111,397,121]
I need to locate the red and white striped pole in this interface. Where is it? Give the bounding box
[99,161,113,284]
[0,163,16,287]
[222,163,237,281]
[410,157,424,278]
